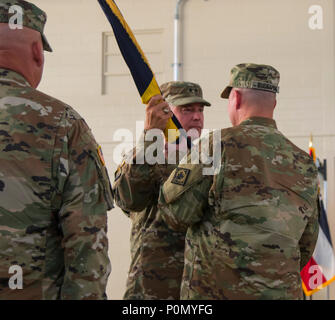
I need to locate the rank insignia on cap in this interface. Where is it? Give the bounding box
[97,145,105,166]
[171,168,191,186]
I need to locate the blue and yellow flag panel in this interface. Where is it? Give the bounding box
[98,0,185,144]
[98,0,159,103]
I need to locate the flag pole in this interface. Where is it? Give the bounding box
[316,156,329,300]
[303,136,335,299]
[323,159,329,300]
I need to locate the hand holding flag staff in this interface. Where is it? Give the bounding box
[98,0,186,145]
[300,134,335,297]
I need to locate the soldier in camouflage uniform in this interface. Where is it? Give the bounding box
[159,63,319,300]
[113,81,211,299]
[0,0,113,299]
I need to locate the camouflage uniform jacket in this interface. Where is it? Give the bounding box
[0,68,113,300]
[113,135,186,299]
[159,117,319,300]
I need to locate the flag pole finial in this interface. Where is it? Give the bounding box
[309,133,316,162]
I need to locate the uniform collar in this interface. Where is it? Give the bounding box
[239,117,277,129]
[0,68,31,87]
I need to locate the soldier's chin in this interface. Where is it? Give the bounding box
[187,127,202,139]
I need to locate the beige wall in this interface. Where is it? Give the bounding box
[32,0,335,299]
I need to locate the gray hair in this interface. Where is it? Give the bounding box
[235,88,276,108]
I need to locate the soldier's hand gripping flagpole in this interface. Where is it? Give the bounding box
[97,0,187,146]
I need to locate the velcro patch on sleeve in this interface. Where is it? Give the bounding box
[163,164,203,204]
[171,168,191,186]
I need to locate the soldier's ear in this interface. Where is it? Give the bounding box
[31,40,44,68]
[231,89,241,110]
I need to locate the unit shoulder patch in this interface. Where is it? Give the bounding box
[171,168,191,186]
[162,164,204,204]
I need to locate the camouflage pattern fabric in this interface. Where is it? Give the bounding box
[221,63,280,98]
[161,81,211,107]
[0,0,52,52]
[113,137,185,300]
[159,117,319,300]
[0,68,113,299]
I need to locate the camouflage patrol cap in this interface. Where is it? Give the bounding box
[0,0,52,52]
[160,81,211,107]
[221,63,280,98]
